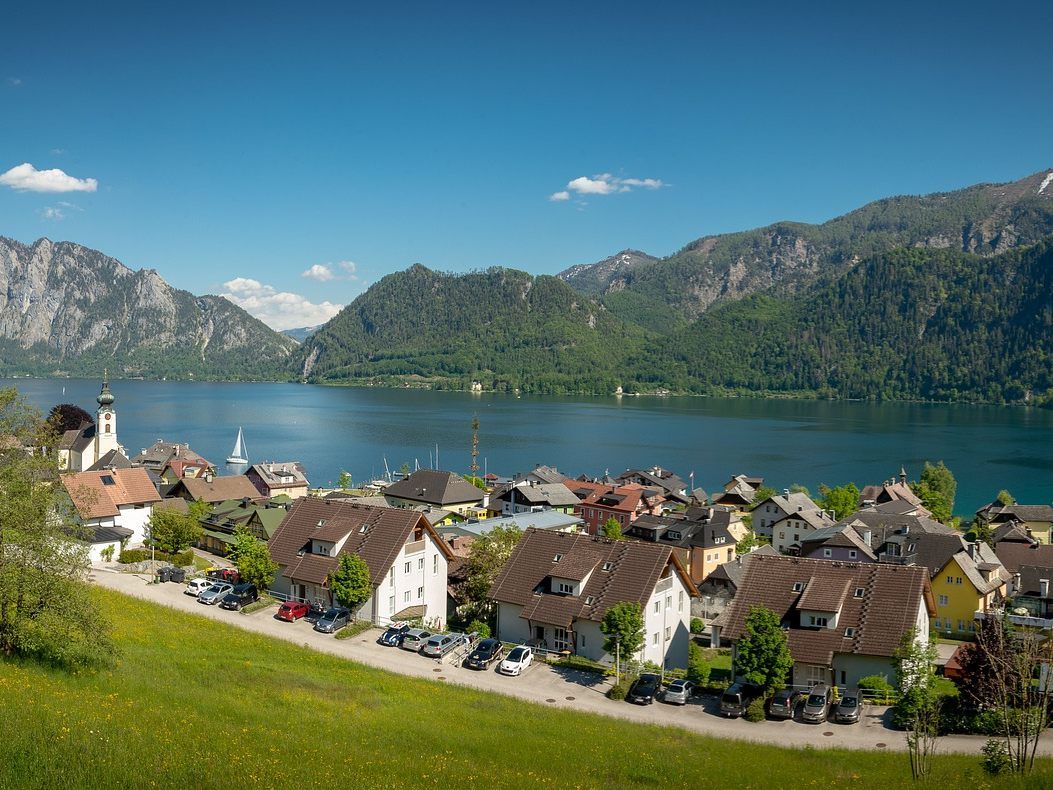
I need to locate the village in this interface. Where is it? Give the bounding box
[58,377,1053,746]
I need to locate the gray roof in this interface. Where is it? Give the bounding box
[89,525,134,544]
[992,505,1053,524]
[496,482,579,508]
[435,510,582,539]
[800,524,878,560]
[770,508,836,532]
[383,469,485,507]
[838,509,953,547]
[87,449,133,471]
[1017,565,1053,598]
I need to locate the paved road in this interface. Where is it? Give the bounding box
[89,568,1047,757]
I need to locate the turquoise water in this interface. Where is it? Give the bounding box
[5,377,1050,516]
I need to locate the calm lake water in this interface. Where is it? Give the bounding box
[4,377,1051,516]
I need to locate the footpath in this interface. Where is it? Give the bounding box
[89,567,1050,757]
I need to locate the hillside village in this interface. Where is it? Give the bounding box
[56,377,1053,735]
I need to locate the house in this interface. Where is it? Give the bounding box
[752,491,824,538]
[268,498,453,628]
[247,461,311,499]
[711,554,936,690]
[800,524,878,563]
[683,505,748,543]
[858,468,930,516]
[569,480,667,535]
[712,474,764,510]
[492,480,579,516]
[132,440,213,481]
[625,512,736,585]
[930,542,1008,638]
[616,466,689,504]
[513,464,567,485]
[159,455,215,484]
[695,545,780,620]
[835,507,953,551]
[197,496,291,555]
[56,376,125,473]
[382,469,486,516]
[86,448,133,472]
[978,504,1053,544]
[770,508,837,555]
[489,528,698,668]
[994,530,1053,575]
[61,467,161,560]
[166,473,261,505]
[1011,566,1053,620]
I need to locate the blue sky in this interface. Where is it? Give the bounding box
[2,1,1051,329]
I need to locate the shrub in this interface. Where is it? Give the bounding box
[607,682,627,701]
[334,620,374,640]
[555,655,608,675]
[744,697,766,723]
[858,674,895,704]
[687,642,711,686]
[690,617,704,634]
[117,549,148,564]
[466,619,491,639]
[981,739,1011,775]
[172,550,195,568]
[100,544,115,562]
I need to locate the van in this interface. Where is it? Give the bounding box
[720,682,761,718]
[802,684,831,723]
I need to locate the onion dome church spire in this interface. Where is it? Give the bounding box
[97,368,115,407]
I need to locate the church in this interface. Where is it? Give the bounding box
[57,373,129,472]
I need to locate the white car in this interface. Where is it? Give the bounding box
[185,578,211,596]
[198,582,233,605]
[498,645,533,676]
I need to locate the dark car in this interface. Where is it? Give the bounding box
[314,606,351,633]
[626,673,662,705]
[276,601,310,622]
[768,688,805,719]
[720,682,762,718]
[219,583,259,611]
[463,638,504,670]
[834,688,862,724]
[378,622,411,646]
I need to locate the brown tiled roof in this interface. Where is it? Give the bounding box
[248,461,310,491]
[716,555,934,665]
[797,576,851,611]
[62,467,161,519]
[269,498,453,587]
[173,475,260,504]
[995,541,1053,574]
[488,527,698,627]
[383,469,485,506]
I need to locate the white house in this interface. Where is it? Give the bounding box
[61,467,161,561]
[268,498,453,629]
[751,491,824,539]
[489,527,698,669]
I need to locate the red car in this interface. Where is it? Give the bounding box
[207,568,240,584]
[276,601,310,622]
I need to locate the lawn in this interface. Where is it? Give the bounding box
[0,588,1046,789]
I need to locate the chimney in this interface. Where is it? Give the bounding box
[1042,579,1050,598]
[783,488,790,497]
[863,530,872,547]
[205,471,214,483]
[1013,572,1021,593]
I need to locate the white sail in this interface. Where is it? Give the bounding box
[226,427,248,464]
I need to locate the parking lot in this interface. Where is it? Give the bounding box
[89,567,1041,756]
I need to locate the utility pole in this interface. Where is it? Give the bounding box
[470,414,480,480]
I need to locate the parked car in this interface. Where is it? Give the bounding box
[421,634,458,658]
[399,628,433,652]
[662,679,695,705]
[802,684,832,724]
[498,645,533,676]
[720,682,762,718]
[377,622,411,646]
[314,606,351,633]
[463,638,504,670]
[276,601,310,622]
[206,568,240,584]
[834,688,862,724]
[627,673,661,705]
[768,688,805,720]
[185,578,211,596]
[198,582,234,605]
[219,583,259,611]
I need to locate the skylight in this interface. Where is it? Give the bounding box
[602,561,613,571]
[101,475,115,486]
[854,587,865,598]
[553,553,563,563]
[792,581,804,592]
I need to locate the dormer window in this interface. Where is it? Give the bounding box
[585,595,595,605]
[792,582,804,592]
[553,553,564,563]
[557,582,574,594]
[844,627,856,637]
[854,587,865,598]
[316,520,326,527]
[602,561,613,571]
[809,615,828,627]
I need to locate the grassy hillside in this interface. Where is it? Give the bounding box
[0,588,1044,788]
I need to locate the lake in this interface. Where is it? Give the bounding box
[4,377,1051,516]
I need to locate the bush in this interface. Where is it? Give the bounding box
[555,655,608,675]
[687,642,711,686]
[858,674,895,704]
[690,617,704,634]
[100,544,115,562]
[466,619,491,639]
[744,697,766,722]
[334,620,374,640]
[937,699,1001,735]
[117,549,148,564]
[607,682,627,701]
[172,550,195,568]
[981,739,1011,775]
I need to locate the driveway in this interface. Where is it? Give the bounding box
[88,568,1045,756]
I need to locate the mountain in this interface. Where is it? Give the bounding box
[295,264,651,393]
[0,237,298,380]
[557,249,659,296]
[561,169,1053,332]
[281,325,321,343]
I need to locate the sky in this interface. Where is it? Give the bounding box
[2,0,1052,330]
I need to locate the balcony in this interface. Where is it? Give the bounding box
[404,539,426,555]
[655,576,673,593]
[975,609,1053,631]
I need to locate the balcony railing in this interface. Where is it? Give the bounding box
[655,576,673,593]
[975,609,1053,630]
[404,539,426,555]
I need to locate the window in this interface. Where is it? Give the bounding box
[553,554,564,563]
[585,595,595,605]
[938,594,948,606]
[853,587,865,598]
[101,475,115,485]
[654,600,661,614]
[418,557,424,570]
[809,615,828,627]
[602,561,613,571]
[404,561,411,574]
[404,591,410,603]
[580,633,586,647]
[946,575,953,584]
[848,550,857,559]
[823,548,832,558]
[844,627,856,637]
[417,586,423,600]
[665,595,671,610]
[956,577,962,585]
[554,628,570,652]
[935,618,941,629]
[652,632,659,646]
[389,595,395,612]
[664,626,671,641]
[780,531,785,540]
[389,568,394,587]
[678,591,684,612]
[957,619,965,631]
[558,582,573,594]
[792,582,804,592]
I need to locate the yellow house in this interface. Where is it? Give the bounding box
[382,469,485,517]
[931,545,1007,639]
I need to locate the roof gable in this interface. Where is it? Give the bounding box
[383,469,485,506]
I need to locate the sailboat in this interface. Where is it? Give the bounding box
[226,427,248,465]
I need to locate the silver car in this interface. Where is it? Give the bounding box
[399,628,432,652]
[802,684,831,724]
[198,582,233,605]
[420,634,458,658]
[834,688,862,724]
[662,679,694,705]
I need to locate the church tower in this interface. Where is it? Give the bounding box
[94,370,120,463]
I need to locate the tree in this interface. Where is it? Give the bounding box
[600,601,645,677]
[911,461,957,523]
[892,629,940,780]
[748,485,777,510]
[996,489,1016,506]
[788,483,811,497]
[328,553,371,614]
[229,527,278,591]
[337,470,353,490]
[0,388,115,670]
[602,517,623,540]
[733,606,792,694]
[461,525,522,620]
[147,506,203,554]
[46,403,93,434]
[818,482,860,520]
[736,531,758,554]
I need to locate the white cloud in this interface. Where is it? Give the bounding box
[221,277,344,331]
[0,162,98,193]
[5,77,21,87]
[302,260,359,282]
[40,206,64,220]
[338,260,357,277]
[301,264,335,282]
[551,173,666,201]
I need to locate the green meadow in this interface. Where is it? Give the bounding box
[0,588,1048,788]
